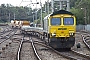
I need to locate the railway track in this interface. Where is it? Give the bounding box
[0,27,12,34]
[31,36,90,60]
[17,35,69,60]
[0,27,21,59]
[34,41,90,60]
[0,29,17,44]
[16,36,41,60]
[34,42,69,60]
[0,30,15,52]
[0,28,23,59]
[18,31,90,60]
[81,33,90,49]
[71,32,90,59]
[0,23,8,26]
[0,27,90,60]
[0,29,13,39]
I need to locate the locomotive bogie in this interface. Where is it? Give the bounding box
[49,37,75,49]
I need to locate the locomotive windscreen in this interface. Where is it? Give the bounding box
[64,17,74,25]
[51,18,61,25]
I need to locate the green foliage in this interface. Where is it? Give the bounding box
[71,8,84,24]
[70,0,90,24]
[0,4,33,23]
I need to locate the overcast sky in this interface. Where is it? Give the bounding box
[0,0,51,9]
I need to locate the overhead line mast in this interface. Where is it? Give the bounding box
[51,0,70,12]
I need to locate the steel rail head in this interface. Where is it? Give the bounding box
[81,34,90,50]
[30,37,42,60]
[17,36,24,60]
[34,41,78,60]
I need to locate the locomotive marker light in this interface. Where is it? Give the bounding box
[69,33,74,36]
[52,33,56,37]
[61,30,64,33]
[69,31,74,36]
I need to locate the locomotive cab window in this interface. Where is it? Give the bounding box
[51,18,61,25]
[64,17,74,25]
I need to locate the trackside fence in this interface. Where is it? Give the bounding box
[76,25,90,32]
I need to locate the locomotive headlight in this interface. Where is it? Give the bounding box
[69,31,74,36]
[51,30,56,37]
[52,33,56,37]
[69,33,73,35]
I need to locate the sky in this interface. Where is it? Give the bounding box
[0,0,51,9]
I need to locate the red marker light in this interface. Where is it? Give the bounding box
[61,30,64,33]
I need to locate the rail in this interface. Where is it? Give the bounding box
[16,36,42,60]
[17,37,24,60]
[81,34,90,49]
[34,40,90,60]
[30,37,42,60]
[0,29,17,44]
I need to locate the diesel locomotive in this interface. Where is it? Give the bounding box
[43,10,76,49]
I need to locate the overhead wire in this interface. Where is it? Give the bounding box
[19,0,31,6]
[19,0,23,6]
[30,0,34,6]
[75,0,84,8]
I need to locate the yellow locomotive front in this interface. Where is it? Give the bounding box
[44,10,76,49]
[49,15,76,37]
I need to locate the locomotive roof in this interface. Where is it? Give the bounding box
[50,10,74,16]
